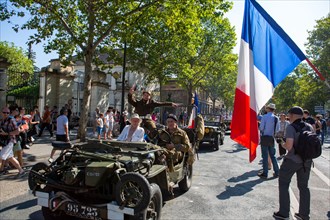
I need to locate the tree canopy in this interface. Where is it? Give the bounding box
[273,13,330,115]
[0,41,34,88]
[2,0,236,140]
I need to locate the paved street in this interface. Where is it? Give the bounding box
[0,130,329,220]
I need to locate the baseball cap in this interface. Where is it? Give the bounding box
[288,106,304,115]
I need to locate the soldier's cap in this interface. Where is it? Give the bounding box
[167,114,178,122]
[143,90,152,95]
[288,106,304,116]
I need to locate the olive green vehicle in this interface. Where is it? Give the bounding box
[28,129,199,220]
[199,114,226,151]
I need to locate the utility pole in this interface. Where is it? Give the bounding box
[121,41,127,114]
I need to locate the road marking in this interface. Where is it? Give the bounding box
[288,166,329,219]
[312,166,330,187]
[289,187,299,219]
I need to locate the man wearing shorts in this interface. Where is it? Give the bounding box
[0,107,25,177]
[48,108,69,163]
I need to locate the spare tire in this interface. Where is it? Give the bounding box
[28,162,49,191]
[115,172,151,213]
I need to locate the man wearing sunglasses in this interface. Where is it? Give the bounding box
[0,107,25,177]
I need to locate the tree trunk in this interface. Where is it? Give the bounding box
[77,50,93,141]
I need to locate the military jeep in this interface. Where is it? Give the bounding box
[28,136,197,220]
[199,114,225,150]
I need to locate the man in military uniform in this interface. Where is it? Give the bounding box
[158,114,191,172]
[128,86,177,138]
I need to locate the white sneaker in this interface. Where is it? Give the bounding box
[48,158,54,163]
[31,137,35,142]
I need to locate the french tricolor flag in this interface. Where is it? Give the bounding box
[230,0,307,162]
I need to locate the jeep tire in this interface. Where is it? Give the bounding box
[115,172,151,213]
[178,163,193,192]
[135,183,163,220]
[28,162,49,191]
[213,134,220,151]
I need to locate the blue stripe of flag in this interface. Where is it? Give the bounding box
[241,0,306,87]
[194,92,200,113]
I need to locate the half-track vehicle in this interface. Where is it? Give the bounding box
[29,128,199,220]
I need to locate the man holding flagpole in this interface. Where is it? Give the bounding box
[230,0,325,218]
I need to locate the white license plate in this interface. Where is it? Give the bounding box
[65,202,101,220]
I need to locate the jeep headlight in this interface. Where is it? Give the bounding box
[147,152,155,164]
[209,128,214,133]
[205,128,210,133]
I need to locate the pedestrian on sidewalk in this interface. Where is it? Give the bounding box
[18,107,30,150]
[14,114,24,167]
[303,110,316,132]
[275,113,289,159]
[258,103,279,179]
[0,107,26,177]
[48,108,69,163]
[38,105,53,137]
[92,107,100,137]
[96,113,104,141]
[319,114,327,145]
[27,106,40,144]
[273,106,313,220]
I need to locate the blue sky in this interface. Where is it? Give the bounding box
[0,0,329,69]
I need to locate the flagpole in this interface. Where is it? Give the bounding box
[305,58,330,88]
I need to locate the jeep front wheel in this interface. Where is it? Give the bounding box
[115,172,151,213]
[139,183,163,220]
[213,134,220,151]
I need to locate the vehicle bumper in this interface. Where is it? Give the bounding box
[29,190,134,220]
[200,137,216,144]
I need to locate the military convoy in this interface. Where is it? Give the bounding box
[28,125,201,220]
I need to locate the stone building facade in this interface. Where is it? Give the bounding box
[39,56,222,123]
[38,57,156,120]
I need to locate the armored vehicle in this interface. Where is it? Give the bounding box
[199,114,225,150]
[29,132,198,220]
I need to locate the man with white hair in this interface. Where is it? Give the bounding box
[117,113,145,142]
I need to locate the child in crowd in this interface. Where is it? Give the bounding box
[96,113,104,140]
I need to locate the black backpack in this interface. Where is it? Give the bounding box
[291,122,322,166]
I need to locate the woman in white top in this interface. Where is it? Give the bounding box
[106,109,114,139]
[117,113,145,142]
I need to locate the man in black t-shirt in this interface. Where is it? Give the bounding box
[303,109,316,132]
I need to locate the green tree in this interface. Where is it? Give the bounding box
[273,14,329,114]
[204,54,237,113]
[305,13,330,81]
[3,0,234,140]
[0,41,34,88]
[125,1,235,105]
